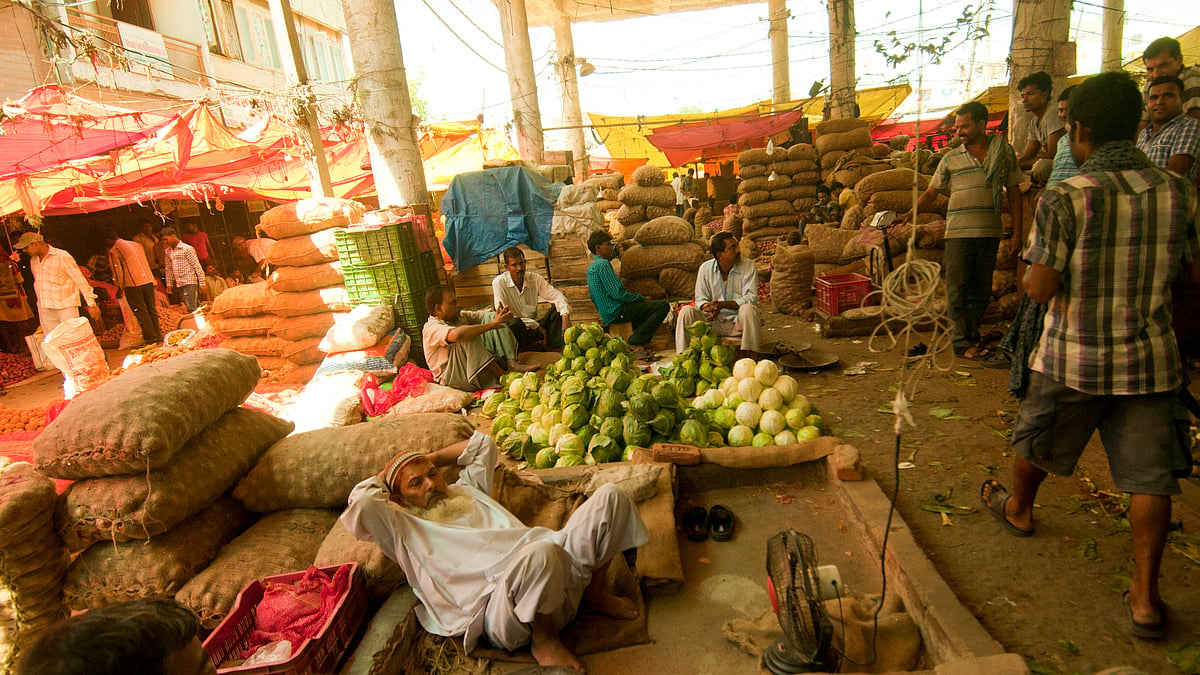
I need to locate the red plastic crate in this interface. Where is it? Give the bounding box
[203,563,366,675]
[815,273,874,315]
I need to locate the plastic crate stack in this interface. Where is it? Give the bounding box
[333,213,443,358]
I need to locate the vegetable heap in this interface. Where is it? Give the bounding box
[692,355,828,447]
[480,323,714,468]
[655,320,736,398]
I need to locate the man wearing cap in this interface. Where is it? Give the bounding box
[160,227,205,312]
[342,431,649,672]
[10,232,99,336]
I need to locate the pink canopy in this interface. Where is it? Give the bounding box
[646,109,806,166]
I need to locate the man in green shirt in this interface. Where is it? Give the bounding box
[585,231,669,347]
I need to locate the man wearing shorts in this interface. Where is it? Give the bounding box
[981,72,1199,640]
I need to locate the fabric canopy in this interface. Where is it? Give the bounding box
[646,109,806,167]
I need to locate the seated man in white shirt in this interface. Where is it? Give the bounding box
[422,286,532,392]
[342,431,649,672]
[492,246,571,351]
[674,232,762,357]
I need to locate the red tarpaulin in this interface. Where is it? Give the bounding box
[646,109,806,166]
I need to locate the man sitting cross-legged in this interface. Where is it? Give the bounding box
[342,431,649,672]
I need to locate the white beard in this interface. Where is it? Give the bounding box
[409,490,476,524]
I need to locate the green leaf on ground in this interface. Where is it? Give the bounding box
[929,407,970,420]
[1075,538,1101,562]
[1168,640,1200,674]
[977,463,996,474]
[839,429,865,438]
[1170,537,1200,567]
[1027,662,1058,675]
[1056,639,1080,655]
[806,386,839,397]
[876,405,894,414]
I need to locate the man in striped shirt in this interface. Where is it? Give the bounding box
[1142,37,1200,121]
[1137,75,1200,181]
[906,101,1024,357]
[983,72,1200,640]
[11,232,98,336]
[160,227,205,312]
[104,228,161,345]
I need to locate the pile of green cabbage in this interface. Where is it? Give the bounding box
[479,323,713,469]
[691,355,827,447]
[655,320,735,398]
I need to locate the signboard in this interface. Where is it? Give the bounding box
[117,21,172,78]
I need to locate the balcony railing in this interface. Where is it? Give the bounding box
[64,7,207,84]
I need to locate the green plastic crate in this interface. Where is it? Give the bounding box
[334,221,420,266]
[393,290,428,331]
[342,258,428,305]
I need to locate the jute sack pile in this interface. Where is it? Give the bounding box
[208,283,273,341]
[221,335,287,357]
[233,413,475,512]
[313,520,406,601]
[207,314,274,338]
[270,312,345,341]
[625,277,668,299]
[57,407,293,550]
[615,167,677,244]
[658,268,698,298]
[264,229,340,267]
[175,508,338,628]
[0,460,69,673]
[267,261,344,293]
[854,169,930,205]
[62,497,253,610]
[635,216,693,246]
[842,222,913,260]
[770,244,816,315]
[617,243,707,281]
[34,349,261,479]
[618,184,676,208]
[266,286,352,317]
[257,197,365,240]
[806,225,860,265]
[631,164,666,187]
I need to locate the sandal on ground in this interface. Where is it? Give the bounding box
[982,350,1013,369]
[1123,589,1166,640]
[709,505,735,542]
[979,479,1034,537]
[906,342,928,358]
[682,506,709,542]
[956,344,994,360]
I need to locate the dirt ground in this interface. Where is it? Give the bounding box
[754,307,1200,674]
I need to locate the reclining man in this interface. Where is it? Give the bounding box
[342,431,649,672]
[675,232,762,357]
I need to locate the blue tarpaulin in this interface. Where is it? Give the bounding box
[440,167,562,271]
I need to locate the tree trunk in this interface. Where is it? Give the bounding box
[1101,0,1124,72]
[498,0,544,163]
[769,0,790,106]
[827,0,856,119]
[1008,0,1074,151]
[342,0,429,206]
[552,9,588,180]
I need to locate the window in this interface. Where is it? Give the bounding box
[216,0,243,60]
[233,2,280,70]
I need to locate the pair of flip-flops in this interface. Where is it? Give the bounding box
[682,505,734,542]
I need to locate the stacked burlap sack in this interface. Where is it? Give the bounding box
[256,198,361,382]
[853,168,947,229]
[614,165,676,242]
[30,351,294,620]
[814,118,893,189]
[232,414,476,601]
[770,243,816,315]
[552,184,603,239]
[584,172,624,230]
[0,460,69,673]
[619,216,706,299]
[736,143,822,248]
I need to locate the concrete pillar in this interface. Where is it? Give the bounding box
[1008,0,1073,151]
[267,0,334,197]
[497,0,544,163]
[342,0,429,207]
[1101,0,1124,72]
[552,8,588,179]
[827,0,856,118]
[769,0,790,106]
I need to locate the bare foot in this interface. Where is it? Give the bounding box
[583,590,639,619]
[530,634,585,672]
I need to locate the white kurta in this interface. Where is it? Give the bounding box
[341,432,648,652]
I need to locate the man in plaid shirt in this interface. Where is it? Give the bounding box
[11,232,99,335]
[982,72,1200,640]
[160,227,205,312]
[1137,75,1200,181]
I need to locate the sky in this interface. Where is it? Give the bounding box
[394,0,1200,152]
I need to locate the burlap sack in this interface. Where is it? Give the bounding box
[645,205,674,220]
[867,190,920,214]
[313,520,405,601]
[771,160,818,176]
[769,244,816,315]
[270,312,345,341]
[914,221,947,249]
[597,199,620,211]
[222,335,287,357]
[618,243,707,280]
[843,223,912,261]
[658,268,697,298]
[631,164,665,187]
[257,356,288,373]
[58,408,293,549]
[257,198,365,240]
[767,215,800,228]
[702,436,837,468]
[209,281,270,317]
[741,200,794,220]
[816,118,869,136]
[282,336,324,365]
[842,204,865,230]
[616,204,645,225]
[625,277,668,299]
[35,349,260,480]
[600,186,620,200]
[833,162,891,189]
[816,127,874,156]
[266,286,353,317]
[723,212,743,238]
[737,147,787,166]
[636,216,693,246]
[820,150,847,170]
[175,508,338,628]
[0,460,69,672]
[992,270,1017,298]
[995,290,1021,319]
[738,164,768,179]
[265,229,340,267]
[806,225,859,264]
[769,185,817,202]
[209,314,274,338]
[854,169,930,205]
[584,173,623,190]
[745,226,797,243]
[792,198,818,213]
[737,190,771,207]
[739,175,791,193]
[619,184,676,208]
[267,261,344,293]
[63,498,253,610]
[790,171,822,185]
[233,414,474,512]
[742,217,770,234]
[995,239,1018,271]
[787,143,817,160]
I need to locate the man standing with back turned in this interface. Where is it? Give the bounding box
[981,72,1199,640]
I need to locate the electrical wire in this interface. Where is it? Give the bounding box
[416,0,506,73]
